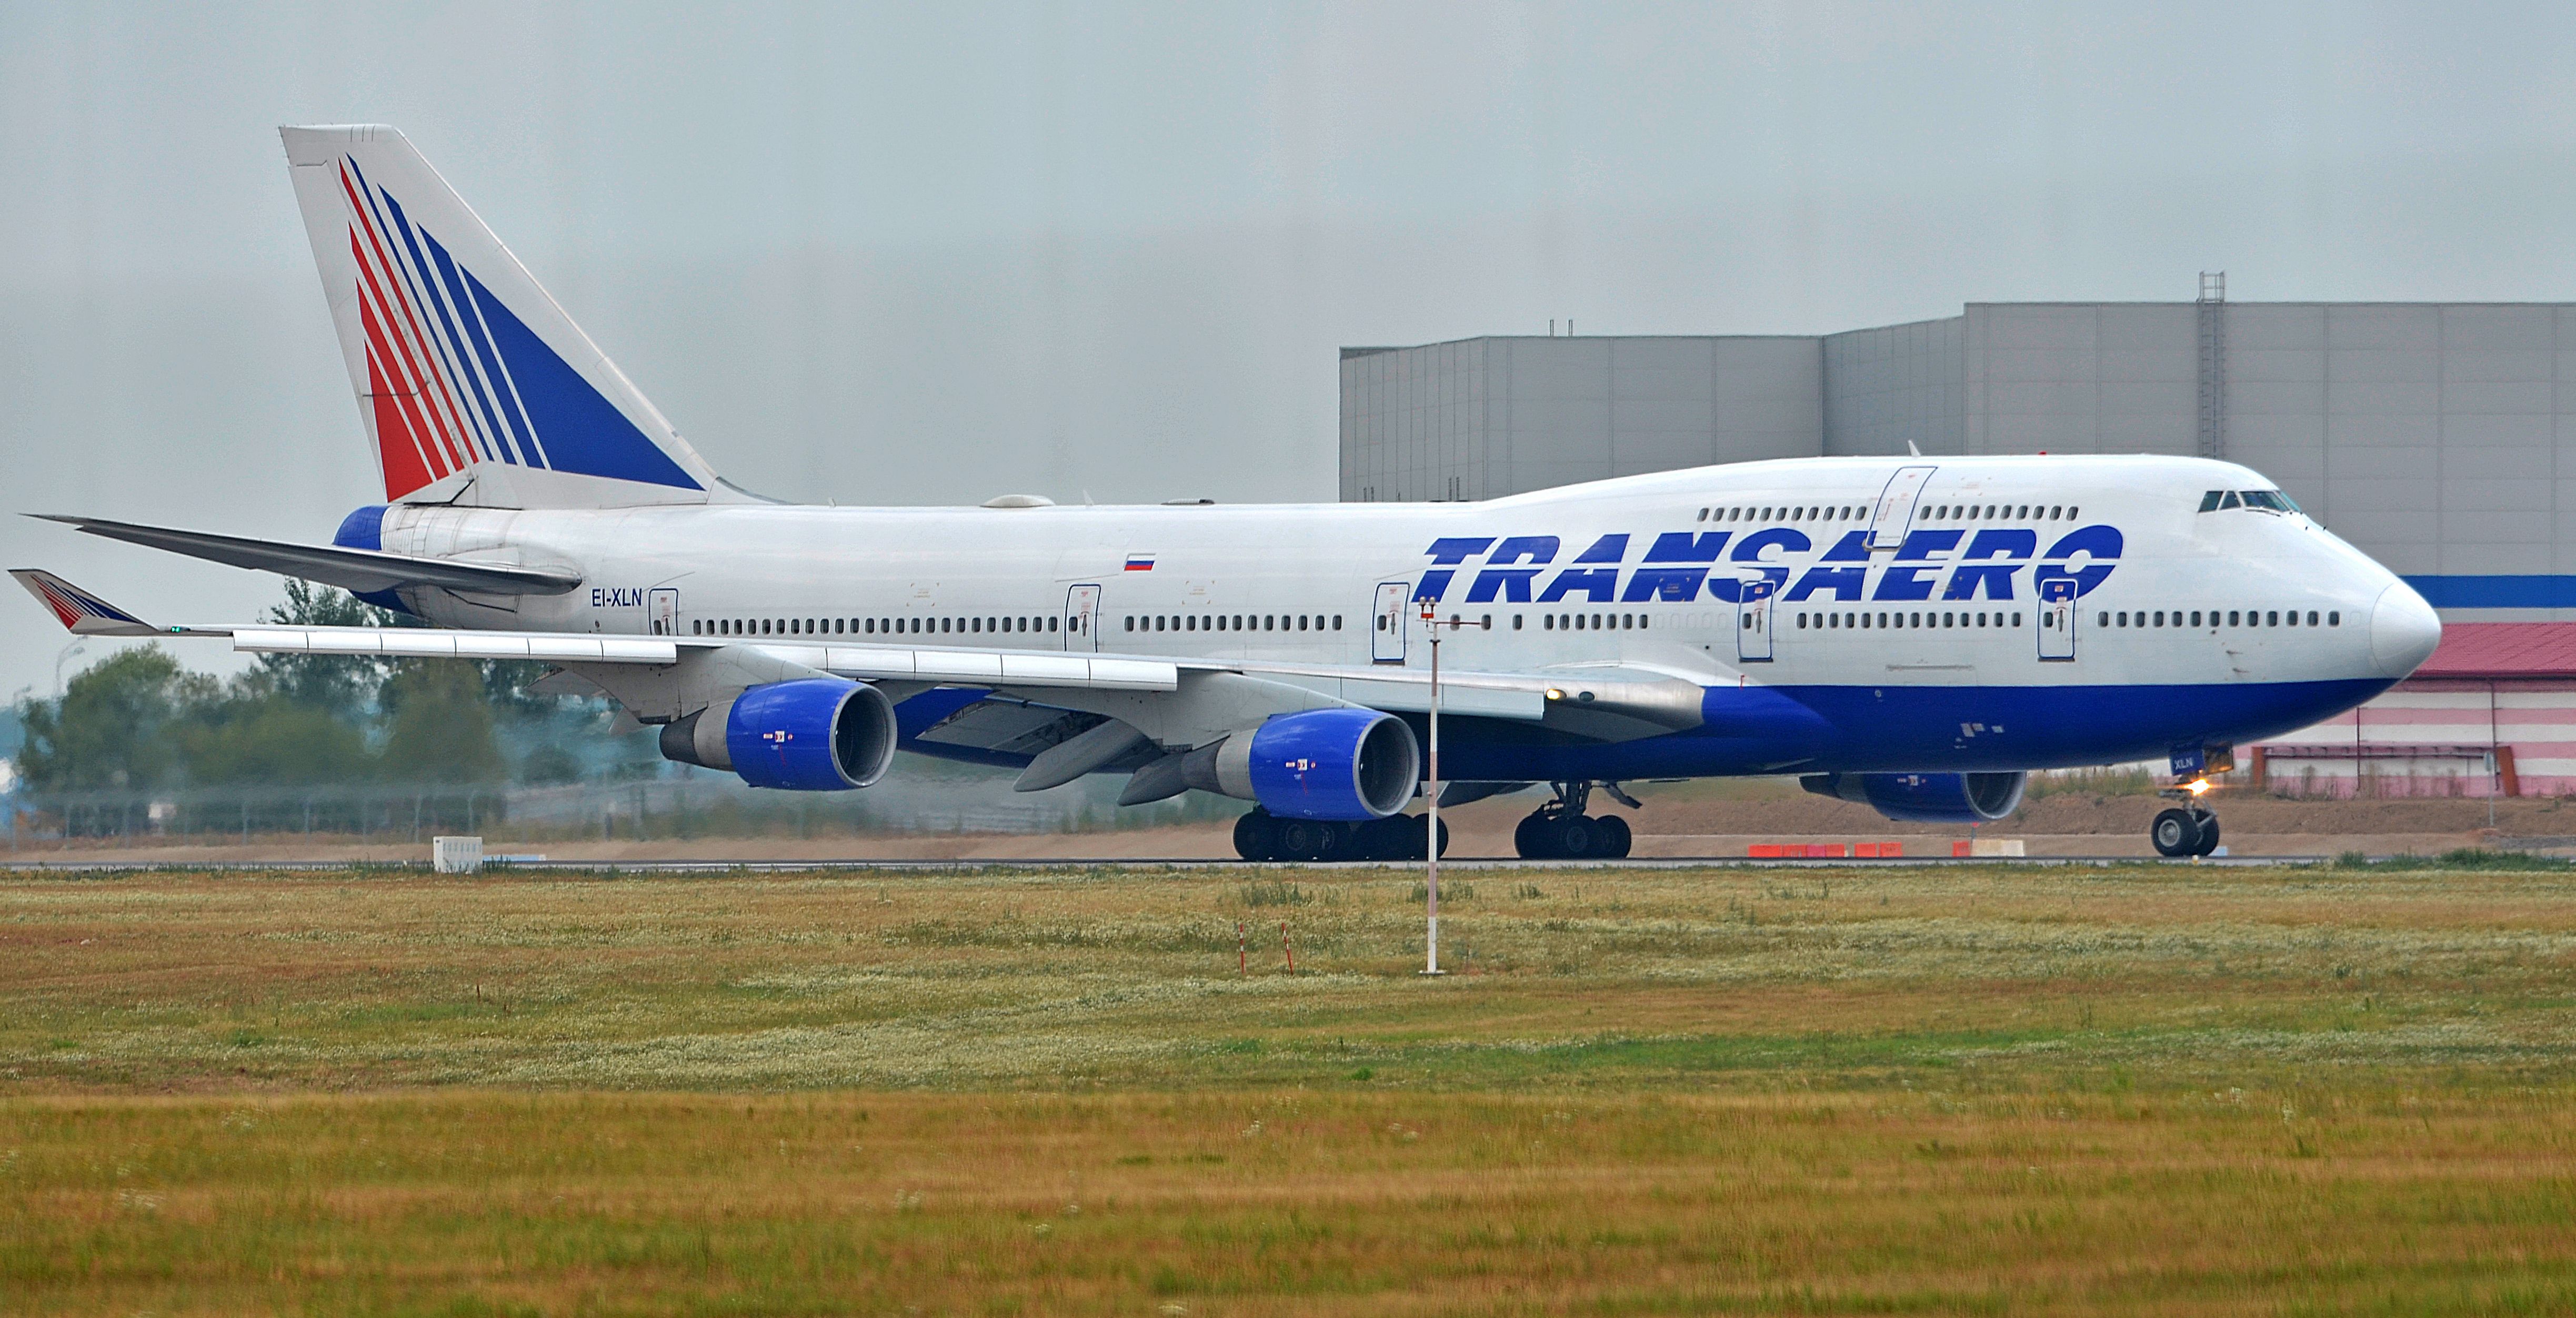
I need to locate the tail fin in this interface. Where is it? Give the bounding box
[280,125,736,509]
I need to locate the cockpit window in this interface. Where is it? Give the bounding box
[2199,490,2224,512]
[2240,489,2298,512]
[2218,490,2241,510]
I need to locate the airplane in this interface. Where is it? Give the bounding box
[14,125,2443,861]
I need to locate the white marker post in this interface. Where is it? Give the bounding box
[1419,599,1464,977]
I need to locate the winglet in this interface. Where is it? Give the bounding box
[10,570,162,636]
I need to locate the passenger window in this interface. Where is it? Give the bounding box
[1543,615,1554,630]
[1697,508,1709,521]
[1333,616,1343,630]
[2267,611,2279,626]
[2307,610,2319,626]
[2098,611,2109,627]
[2328,611,2339,626]
[2049,506,2061,520]
[1514,615,1525,629]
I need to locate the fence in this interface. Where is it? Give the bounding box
[3,756,1241,847]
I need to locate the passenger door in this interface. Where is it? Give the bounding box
[1736,575,1775,663]
[1869,465,1937,550]
[2038,578,2076,661]
[1372,581,1409,663]
[648,587,678,636]
[1063,583,1101,651]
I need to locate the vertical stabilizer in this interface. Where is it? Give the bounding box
[279,125,738,508]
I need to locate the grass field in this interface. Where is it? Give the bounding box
[5,859,2575,1313]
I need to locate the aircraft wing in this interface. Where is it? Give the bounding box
[34,515,582,596]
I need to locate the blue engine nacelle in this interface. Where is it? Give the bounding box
[658,678,898,790]
[1800,770,2027,823]
[1164,707,1420,820]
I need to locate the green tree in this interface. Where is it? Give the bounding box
[15,647,214,790]
[379,662,507,784]
[254,579,403,710]
[169,695,374,786]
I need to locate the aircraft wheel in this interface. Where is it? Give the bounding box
[1275,818,1320,861]
[1597,814,1633,859]
[2190,810,2221,858]
[1234,809,1278,862]
[2150,808,2201,858]
[1514,812,1555,859]
[1367,816,1415,861]
[1553,814,1600,859]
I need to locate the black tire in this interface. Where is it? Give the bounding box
[2151,808,2201,858]
[1309,821,1349,862]
[1233,810,1277,862]
[1276,818,1319,861]
[1553,814,1599,859]
[1597,813,1633,859]
[1514,812,1554,859]
[2191,810,2221,858]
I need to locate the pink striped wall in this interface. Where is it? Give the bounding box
[2256,681,2576,797]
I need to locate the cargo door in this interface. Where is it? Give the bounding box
[1869,466,1937,550]
[1736,575,1775,662]
[2038,577,2076,661]
[1372,581,1409,663]
[648,588,678,636]
[1064,583,1101,651]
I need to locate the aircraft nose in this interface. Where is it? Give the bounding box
[2368,580,2442,678]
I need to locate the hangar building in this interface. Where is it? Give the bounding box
[1340,282,2576,796]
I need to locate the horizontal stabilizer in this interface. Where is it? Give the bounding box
[37,515,580,596]
[11,569,160,636]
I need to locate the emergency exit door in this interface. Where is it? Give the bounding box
[649,588,678,636]
[1870,465,1937,550]
[1064,584,1101,651]
[1372,581,1409,663]
[2038,578,2076,661]
[1736,576,1776,662]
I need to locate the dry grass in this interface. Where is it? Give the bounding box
[4,861,2576,1312]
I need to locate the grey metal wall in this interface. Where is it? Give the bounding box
[1339,336,1820,502]
[1820,316,1964,457]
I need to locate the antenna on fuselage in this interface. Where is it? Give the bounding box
[1907,440,1923,457]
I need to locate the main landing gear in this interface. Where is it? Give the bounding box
[1512,781,1635,860]
[1233,808,1450,862]
[2150,790,2222,858]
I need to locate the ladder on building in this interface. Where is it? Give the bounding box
[2197,271,2227,460]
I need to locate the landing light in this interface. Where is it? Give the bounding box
[1545,687,1566,701]
[2182,777,2213,797]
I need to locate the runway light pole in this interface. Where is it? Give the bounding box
[1419,599,1468,977]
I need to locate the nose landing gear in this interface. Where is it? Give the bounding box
[2149,784,2222,858]
[1511,781,1636,860]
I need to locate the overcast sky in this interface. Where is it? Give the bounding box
[5,0,2575,700]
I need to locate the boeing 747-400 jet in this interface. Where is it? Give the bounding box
[16,126,2443,859]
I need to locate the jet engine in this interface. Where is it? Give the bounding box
[1800,770,2027,824]
[1143,708,1420,820]
[659,678,897,791]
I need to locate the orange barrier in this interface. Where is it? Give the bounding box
[1746,843,1906,859]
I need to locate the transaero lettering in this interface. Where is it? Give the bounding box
[1412,526,2122,605]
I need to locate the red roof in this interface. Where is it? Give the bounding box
[2409,622,2576,680]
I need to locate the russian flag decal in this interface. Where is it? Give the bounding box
[1125,555,1155,572]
